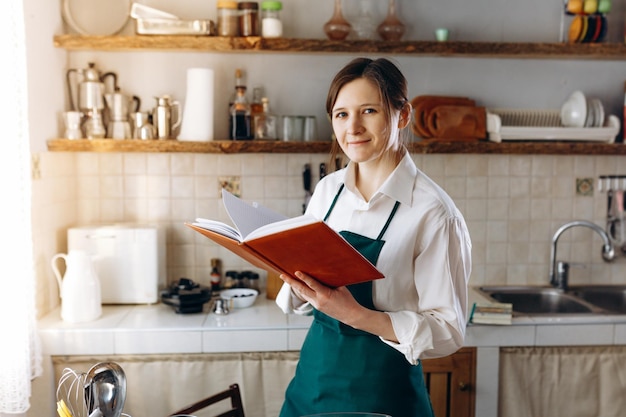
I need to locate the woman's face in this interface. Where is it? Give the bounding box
[330,77,399,165]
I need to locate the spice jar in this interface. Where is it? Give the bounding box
[261,1,283,38]
[217,1,239,36]
[238,2,260,36]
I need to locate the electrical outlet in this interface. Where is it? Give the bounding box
[218,176,241,197]
[31,154,41,180]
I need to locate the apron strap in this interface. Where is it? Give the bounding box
[376,200,401,240]
[323,183,345,222]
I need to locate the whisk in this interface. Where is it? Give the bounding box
[56,367,90,417]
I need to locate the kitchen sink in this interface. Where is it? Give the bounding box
[477,286,607,316]
[568,285,626,314]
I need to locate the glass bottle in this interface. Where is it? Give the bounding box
[224,270,238,289]
[229,69,253,140]
[217,1,239,36]
[352,0,376,40]
[238,2,260,37]
[210,258,222,291]
[323,0,351,41]
[250,87,264,134]
[248,272,260,291]
[254,97,278,140]
[261,1,283,38]
[237,271,251,288]
[377,0,405,41]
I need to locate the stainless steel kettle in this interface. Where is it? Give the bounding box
[66,62,117,112]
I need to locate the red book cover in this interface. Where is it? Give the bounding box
[186,190,384,288]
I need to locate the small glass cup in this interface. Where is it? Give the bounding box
[303,116,317,142]
[281,115,305,141]
[435,28,449,41]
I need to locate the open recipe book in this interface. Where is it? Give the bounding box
[185,189,384,288]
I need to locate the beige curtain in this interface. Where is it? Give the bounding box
[53,352,300,417]
[499,346,626,417]
[0,0,41,414]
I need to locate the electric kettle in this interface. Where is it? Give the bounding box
[51,249,102,323]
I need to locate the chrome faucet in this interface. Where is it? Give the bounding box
[549,220,615,290]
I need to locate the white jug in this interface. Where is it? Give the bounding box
[51,250,102,323]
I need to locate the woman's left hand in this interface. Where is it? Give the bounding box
[280,271,363,323]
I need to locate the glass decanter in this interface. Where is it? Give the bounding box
[324,0,352,41]
[377,0,405,41]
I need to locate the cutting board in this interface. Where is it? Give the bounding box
[411,95,475,138]
[427,105,486,140]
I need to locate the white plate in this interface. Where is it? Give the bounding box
[592,98,605,127]
[560,90,587,128]
[63,0,131,35]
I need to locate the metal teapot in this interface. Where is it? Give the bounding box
[152,95,181,139]
[66,62,117,112]
[104,87,141,121]
[104,87,141,139]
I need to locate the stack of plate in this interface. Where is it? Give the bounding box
[568,14,607,43]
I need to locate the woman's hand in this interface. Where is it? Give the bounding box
[280,271,399,342]
[280,271,363,324]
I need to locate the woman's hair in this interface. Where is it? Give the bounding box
[326,57,410,169]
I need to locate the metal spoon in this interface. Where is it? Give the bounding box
[85,362,127,417]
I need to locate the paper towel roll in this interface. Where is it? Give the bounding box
[178,68,215,141]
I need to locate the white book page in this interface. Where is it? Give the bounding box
[192,219,242,241]
[245,214,319,240]
[222,189,288,239]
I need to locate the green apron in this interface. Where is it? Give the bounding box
[280,185,434,417]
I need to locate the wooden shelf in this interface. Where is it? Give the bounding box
[47,139,332,153]
[47,139,626,155]
[52,35,626,156]
[53,34,626,60]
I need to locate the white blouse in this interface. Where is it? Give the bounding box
[276,152,472,364]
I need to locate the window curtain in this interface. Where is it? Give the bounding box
[0,0,42,414]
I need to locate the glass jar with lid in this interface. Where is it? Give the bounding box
[261,1,283,38]
[238,2,260,36]
[217,1,239,36]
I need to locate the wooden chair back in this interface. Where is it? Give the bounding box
[169,383,245,417]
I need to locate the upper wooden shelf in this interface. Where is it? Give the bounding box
[53,35,626,60]
[47,139,626,155]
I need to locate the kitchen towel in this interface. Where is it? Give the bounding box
[178,67,214,141]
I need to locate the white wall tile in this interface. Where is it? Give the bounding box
[171,153,195,175]
[36,152,626,305]
[123,153,147,175]
[99,153,123,175]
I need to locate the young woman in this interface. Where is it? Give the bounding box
[276,57,472,417]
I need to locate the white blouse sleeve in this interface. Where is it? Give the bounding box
[275,282,314,315]
[381,216,472,364]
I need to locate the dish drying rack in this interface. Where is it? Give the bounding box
[486,109,620,143]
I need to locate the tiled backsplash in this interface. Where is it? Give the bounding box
[32,151,626,317]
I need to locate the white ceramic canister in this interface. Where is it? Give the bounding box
[51,249,102,323]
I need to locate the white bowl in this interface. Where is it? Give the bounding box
[220,288,259,308]
[560,91,587,128]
